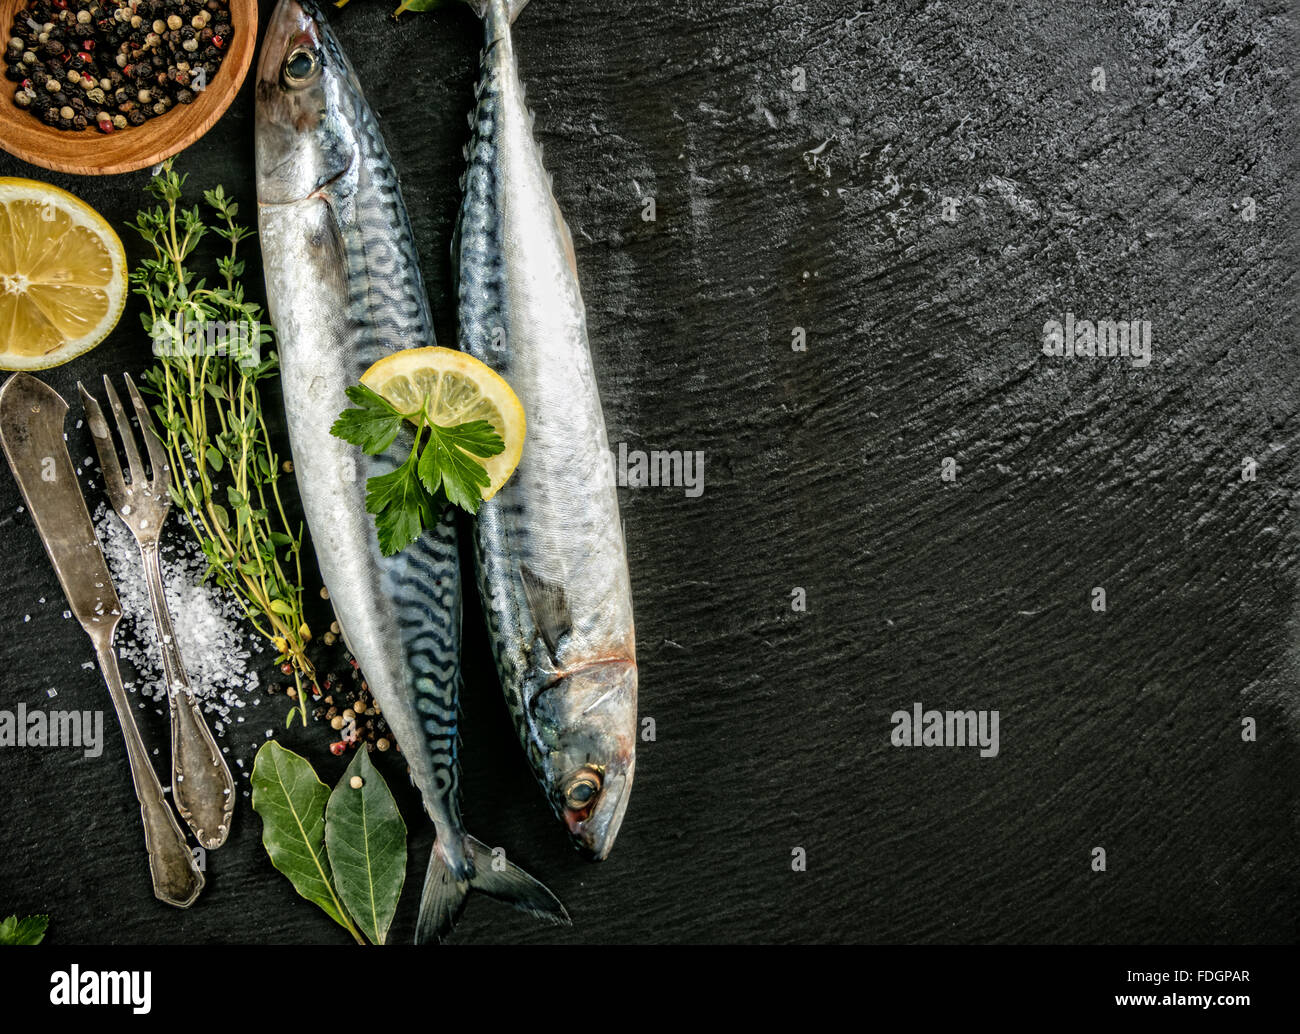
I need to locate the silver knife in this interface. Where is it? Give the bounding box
[0,373,204,909]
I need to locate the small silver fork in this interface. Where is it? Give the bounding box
[79,373,236,850]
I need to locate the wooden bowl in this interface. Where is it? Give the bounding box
[0,0,256,176]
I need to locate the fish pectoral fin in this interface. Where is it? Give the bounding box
[309,211,349,290]
[519,563,571,659]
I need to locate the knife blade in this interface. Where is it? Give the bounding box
[0,372,121,636]
[0,372,205,909]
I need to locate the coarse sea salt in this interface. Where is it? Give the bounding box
[94,504,260,737]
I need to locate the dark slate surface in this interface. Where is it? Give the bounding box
[0,0,1296,944]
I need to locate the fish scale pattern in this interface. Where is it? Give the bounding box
[318,20,469,830]
[386,517,464,829]
[456,44,538,750]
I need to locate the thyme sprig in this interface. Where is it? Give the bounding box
[129,160,317,721]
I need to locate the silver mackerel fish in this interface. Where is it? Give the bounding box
[255,0,568,942]
[455,0,638,860]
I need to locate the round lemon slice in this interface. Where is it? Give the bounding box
[0,178,127,371]
[361,346,526,501]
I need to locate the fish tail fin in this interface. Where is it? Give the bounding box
[415,842,470,945]
[414,835,570,944]
[464,835,572,926]
[463,0,530,23]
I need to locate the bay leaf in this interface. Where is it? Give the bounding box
[251,742,357,939]
[325,749,407,945]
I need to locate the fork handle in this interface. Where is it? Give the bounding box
[141,543,237,850]
[92,636,205,908]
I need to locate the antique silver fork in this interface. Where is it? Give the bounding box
[79,373,235,850]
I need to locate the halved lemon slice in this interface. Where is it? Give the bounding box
[361,346,526,500]
[0,178,127,371]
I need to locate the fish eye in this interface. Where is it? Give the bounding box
[564,770,602,810]
[283,47,320,86]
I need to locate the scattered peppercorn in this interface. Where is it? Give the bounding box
[5,0,235,132]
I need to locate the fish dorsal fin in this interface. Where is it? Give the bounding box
[519,563,570,659]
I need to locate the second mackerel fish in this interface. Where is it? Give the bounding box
[254,0,568,942]
[454,0,639,860]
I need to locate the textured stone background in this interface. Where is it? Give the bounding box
[0,0,1296,943]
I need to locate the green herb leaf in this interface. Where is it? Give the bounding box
[0,914,48,945]
[330,384,407,456]
[364,459,439,557]
[134,160,316,725]
[325,749,407,946]
[418,420,504,514]
[251,742,362,942]
[332,379,509,552]
[392,0,441,15]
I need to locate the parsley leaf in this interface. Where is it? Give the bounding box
[330,384,407,456]
[0,914,49,945]
[418,421,504,514]
[333,383,511,556]
[364,451,440,557]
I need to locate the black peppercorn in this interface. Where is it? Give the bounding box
[10,0,234,133]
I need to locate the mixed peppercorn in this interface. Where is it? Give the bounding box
[271,642,401,758]
[4,0,233,133]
